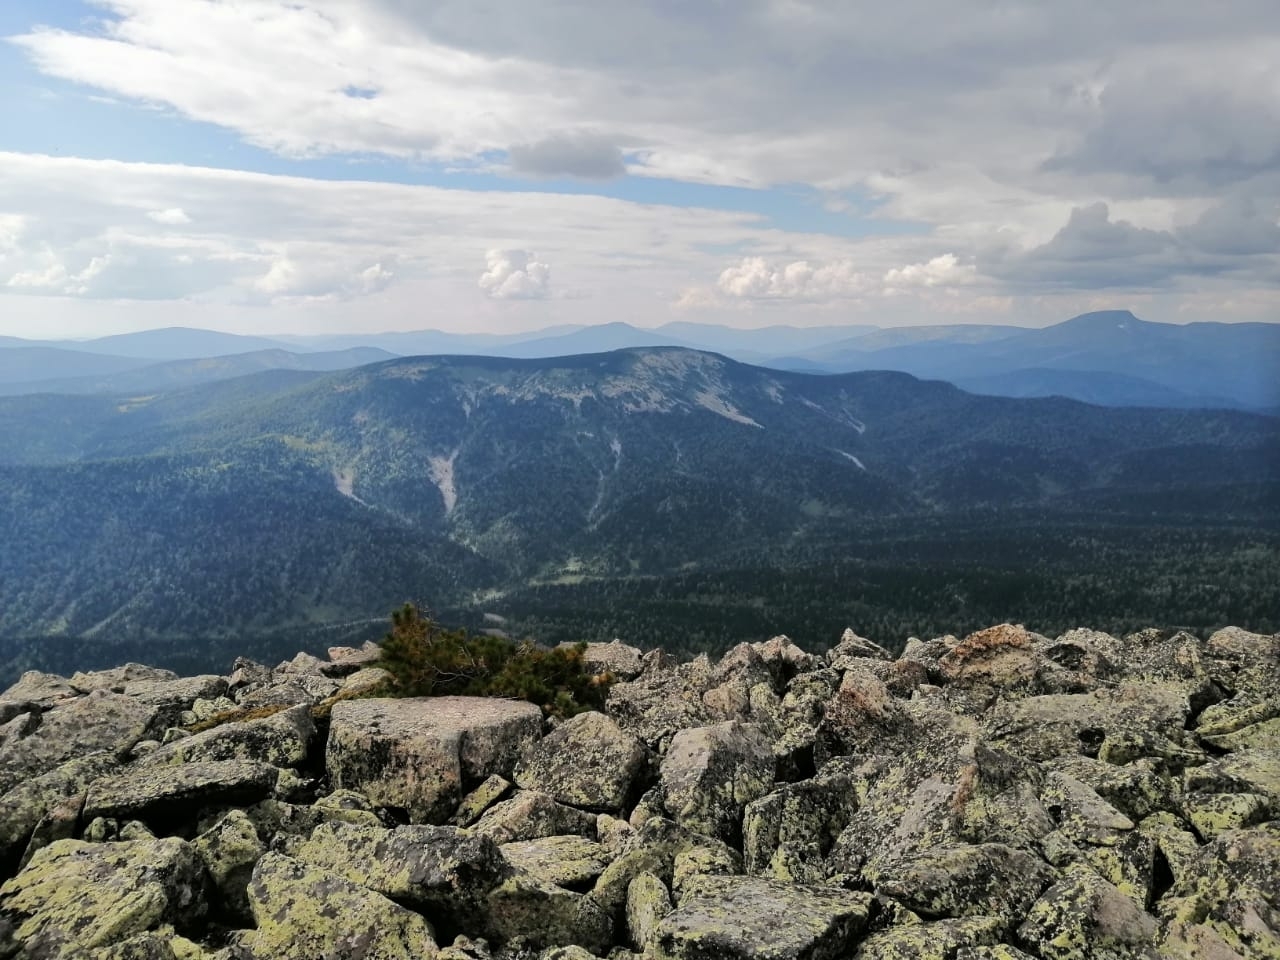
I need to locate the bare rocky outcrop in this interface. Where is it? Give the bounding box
[0,623,1277,959]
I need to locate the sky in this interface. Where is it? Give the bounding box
[1,1,1278,338]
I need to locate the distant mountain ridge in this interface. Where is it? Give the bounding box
[0,346,1275,671]
[1,310,1275,411]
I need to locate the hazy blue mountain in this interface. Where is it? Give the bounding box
[793,311,1280,410]
[654,322,876,357]
[276,326,586,355]
[954,367,1241,409]
[494,321,700,358]
[798,322,1026,356]
[0,347,154,385]
[0,347,396,397]
[2,327,303,360]
[0,347,1275,678]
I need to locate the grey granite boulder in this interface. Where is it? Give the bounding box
[144,703,315,769]
[83,760,279,821]
[326,696,542,822]
[1017,864,1158,959]
[660,721,774,843]
[243,851,438,960]
[515,711,649,812]
[470,790,598,845]
[0,751,120,864]
[653,875,872,960]
[0,837,205,956]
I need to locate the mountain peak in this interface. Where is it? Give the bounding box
[1058,310,1145,330]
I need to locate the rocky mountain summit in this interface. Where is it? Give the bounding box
[0,623,1278,959]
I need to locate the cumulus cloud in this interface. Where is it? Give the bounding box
[717,257,869,300]
[252,254,395,301]
[147,207,191,225]
[479,249,552,299]
[508,132,627,180]
[883,253,976,290]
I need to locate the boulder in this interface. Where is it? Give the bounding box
[742,758,859,881]
[852,917,1005,960]
[192,810,265,923]
[484,870,614,952]
[451,774,512,827]
[84,760,279,822]
[293,820,509,931]
[625,872,672,952]
[0,837,205,956]
[243,852,438,959]
[145,703,316,769]
[500,835,610,888]
[564,640,644,680]
[660,721,774,843]
[326,696,542,822]
[515,711,649,812]
[470,791,598,845]
[0,751,120,864]
[0,690,158,792]
[652,875,871,960]
[1016,864,1158,959]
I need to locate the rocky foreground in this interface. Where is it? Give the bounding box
[0,624,1278,959]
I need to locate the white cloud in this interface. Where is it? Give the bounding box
[883,254,976,291]
[147,207,191,225]
[717,257,870,300]
[479,249,551,299]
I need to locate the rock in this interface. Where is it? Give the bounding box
[742,758,859,881]
[660,721,774,843]
[70,663,179,692]
[483,871,613,951]
[1016,864,1158,959]
[0,690,158,793]
[0,837,205,956]
[294,820,509,933]
[84,760,279,822]
[515,711,649,812]
[339,666,394,698]
[815,666,912,761]
[625,872,672,952]
[1184,793,1271,839]
[1185,749,1280,806]
[938,624,1045,694]
[244,851,439,959]
[501,836,610,888]
[1040,771,1135,847]
[868,843,1054,928]
[0,671,78,705]
[652,875,871,960]
[753,636,821,687]
[471,791,599,845]
[323,641,382,677]
[193,810,264,924]
[828,628,894,663]
[326,696,542,822]
[564,640,644,681]
[852,917,1005,960]
[1045,755,1177,822]
[605,661,713,749]
[983,684,1190,763]
[146,703,316,769]
[0,751,120,864]
[452,774,513,827]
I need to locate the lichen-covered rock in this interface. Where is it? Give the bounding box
[244,851,439,959]
[868,843,1054,928]
[1045,755,1177,822]
[146,703,316,769]
[0,837,205,956]
[1183,793,1271,839]
[293,820,509,930]
[852,917,1004,960]
[83,760,279,822]
[515,711,649,812]
[326,696,542,823]
[625,872,672,952]
[742,759,859,881]
[452,774,513,827]
[660,721,774,843]
[938,624,1045,694]
[567,640,644,681]
[338,666,394,698]
[0,671,78,706]
[501,836,610,889]
[192,810,264,924]
[484,870,614,952]
[1016,864,1158,959]
[0,751,119,864]
[1185,749,1280,806]
[605,660,713,750]
[983,684,1190,763]
[0,690,158,792]
[652,875,871,960]
[471,791,598,845]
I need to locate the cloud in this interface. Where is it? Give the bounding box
[479,249,551,299]
[716,257,869,300]
[147,207,191,225]
[508,132,626,180]
[883,253,976,290]
[252,252,396,301]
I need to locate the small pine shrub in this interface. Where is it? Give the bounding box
[377,603,613,717]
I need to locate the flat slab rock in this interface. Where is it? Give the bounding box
[653,875,872,960]
[326,696,543,823]
[84,759,279,820]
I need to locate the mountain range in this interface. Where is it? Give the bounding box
[3,311,1276,411]
[1,346,1276,679]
